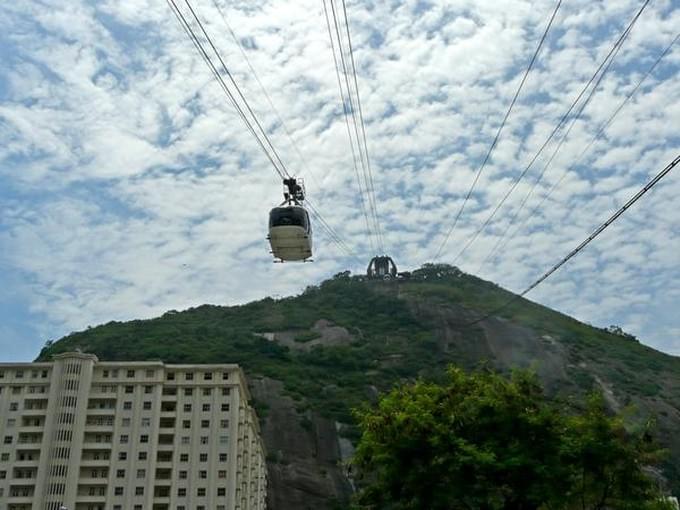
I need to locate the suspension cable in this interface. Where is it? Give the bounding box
[340,0,385,253]
[447,0,650,267]
[463,153,680,327]
[208,0,324,193]
[433,0,563,260]
[168,0,360,262]
[322,0,375,255]
[477,32,679,273]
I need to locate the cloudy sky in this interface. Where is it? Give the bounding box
[0,0,678,362]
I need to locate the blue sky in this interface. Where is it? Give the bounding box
[0,0,679,362]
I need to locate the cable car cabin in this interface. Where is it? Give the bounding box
[268,205,313,261]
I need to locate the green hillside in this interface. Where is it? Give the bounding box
[40,264,680,507]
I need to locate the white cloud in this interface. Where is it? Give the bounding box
[0,0,678,359]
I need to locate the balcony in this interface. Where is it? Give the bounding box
[21,407,47,416]
[82,442,112,450]
[78,476,108,485]
[80,457,110,467]
[75,495,107,504]
[154,486,171,498]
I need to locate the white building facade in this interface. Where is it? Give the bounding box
[0,352,266,510]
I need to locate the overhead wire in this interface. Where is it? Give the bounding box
[433,0,563,261]
[447,0,651,267]
[340,0,384,253]
[208,0,324,194]
[477,32,680,273]
[322,0,375,255]
[324,0,384,254]
[167,0,287,179]
[463,153,680,327]
[167,0,360,262]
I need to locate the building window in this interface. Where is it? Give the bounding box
[125,385,133,394]
[12,387,21,395]
[6,419,15,428]
[134,506,142,510]
[0,453,9,461]
[16,370,23,378]
[0,471,6,479]
[180,454,189,462]
[42,370,48,378]
[200,453,208,462]
[141,417,150,427]
[177,488,186,496]
[112,369,119,378]
[221,404,230,412]
[222,387,230,396]
[220,419,229,428]
[114,487,124,496]
[140,435,149,443]
[181,436,190,444]
[136,469,146,478]
[146,369,155,378]
[120,435,129,444]
[199,470,207,479]
[116,469,125,478]
[201,420,210,428]
[3,436,12,445]
[179,470,187,479]
[203,372,212,380]
[119,452,127,461]
[185,372,194,381]
[138,452,147,460]
[183,420,191,429]
[9,403,18,411]
[217,487,226,496]
[127,370,135,378]
[167,372,175,381]
[218,470,227,478]
[183,404,192,412]
[222,372,229,380]
[123,401,132,410]
[135,486,144,496]
[220,435,228,444]
[200,436,208,444]
[103,370,109,378]
[219,453,227,462]
[197,488,206,497]
[143,401,152,410]
[184,388,193,396]
[202,404,210,412]
[202,388,211,396]
[122,418,131,427]
[144,385,153,394]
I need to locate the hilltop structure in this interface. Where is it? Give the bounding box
[0,352,266,510]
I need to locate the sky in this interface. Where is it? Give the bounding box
[0,0,678,362]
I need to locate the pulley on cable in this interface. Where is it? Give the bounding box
[267,178,313,262]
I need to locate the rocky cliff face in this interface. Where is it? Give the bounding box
[250,377,353,510]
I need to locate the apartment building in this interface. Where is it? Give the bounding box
[0,351,266,510]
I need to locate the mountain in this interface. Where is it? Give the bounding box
[39,264,680,508]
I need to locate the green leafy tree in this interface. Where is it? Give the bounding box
[352,367,670,510]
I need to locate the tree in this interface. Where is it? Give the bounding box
[352,367,670,510]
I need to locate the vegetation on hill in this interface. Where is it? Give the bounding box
[39,264,680,496]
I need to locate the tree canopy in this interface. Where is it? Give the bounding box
[352,367,672,510]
